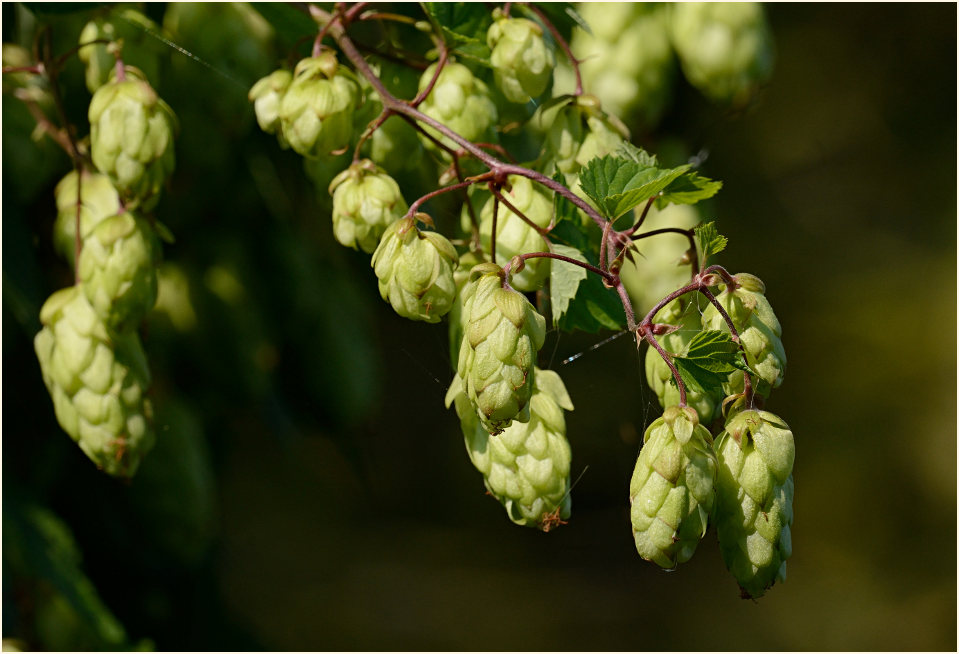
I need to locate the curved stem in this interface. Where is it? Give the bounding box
[406,176,490,217]
[623,196,657,236]
[632,227,699,278]
[503,251,614,284]
[643,330,686,406]
[352,108,391,163]
[697,286,754,403]
[490,193,499,262]
[489,185,550,237]
[410,40,448,108]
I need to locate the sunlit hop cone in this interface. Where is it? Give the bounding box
[701,272,785,397]
[447,367,573,530]
[371,216,459,323]
[645,297,722,426]
[78,8,162,93]
[53,169,123,267]
[328,159,408,253]
[478,175,552,292]
[713,407,794,598]
[629,405,717,568]
[279,52,358,158]
[668,2,774,106]
[77,211,160,332]
[456,263,546,435]
[487,11,555,103]
[543,94,628,176]
[248,69,292,140]
[88,66,177,209]
[417,61,498,152]
[34,286,154,478]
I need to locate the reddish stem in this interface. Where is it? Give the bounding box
[489,185,550,237]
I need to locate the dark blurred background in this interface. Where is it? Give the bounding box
[3,3,956,651]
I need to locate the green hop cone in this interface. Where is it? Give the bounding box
[371,216,459,323]
[714,407,794,598]
[328,159,408,253]
[478,175,552,292]
[629,405,717,568]
[417,61,498,152]
[279,52,358,158]
[446,368,573,530]
[88,67,177,209]
[77,211,160,331]
[701,273,786,397]
[448,251,483,369]
[33,286,154,478]
[52,169,123,267]
[456,263,546,435]
[487,12,555,104]
[668,2,775,106]
[248,69,292,140]
[645,297,723,426]
[78,8,163,93]
[542,94,628,176]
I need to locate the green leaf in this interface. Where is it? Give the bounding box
[548,171,596,255]
[672,358,726,396]
[557,259,626,333]
[579,154,691,221]
[694,221,728,265]
[678,329,742,373]
[422,2,493,64]
[549,243,588,326]
[615,142,660,168]
[655,172,723,208]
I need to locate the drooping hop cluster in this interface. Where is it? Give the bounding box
[417,61,498,151]
[88,66,177,208]
[447,367,573,530]
[542,94,628,177]
[713,407,794,598]
[487,11,555,104]
[277,52,358,158]
[701,273,786,397]
[456,263,546,435]
[34,287,154,478]
[328,159,408,253]
[668,2,775,105]
[371,216,458,323]
[629,405,717,568]
[478,175,553,292]
[78,8,162,93]
[52,169,122,266]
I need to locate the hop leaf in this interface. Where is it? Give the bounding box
[487,13,555,103]
[328,159,409,253]
[456,263,546,434]
[629,405,717,568]
[279,53,359,158]
[371,217,459,323]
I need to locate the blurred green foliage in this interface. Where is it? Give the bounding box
[3,2,956,651]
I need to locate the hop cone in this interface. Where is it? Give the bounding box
[456,263,546,435]
[371,217,459,323]
[78,8,162,93]
[669,2,775,106]
[88,67,177,208]
[701,273,786,397]
[487,13,555,103]
[34,287,154,478]
[417,62,497,151]
[645,297,722,426]
[629,405,717,568]
[249,69,292,138]
[714,408,794,598]
[279,53,358,158]
[329,159,408,253]
[543,95,628,176]
[448,251,483,369]
[446,368,573,530]
[77,212,159,331]
[478,175,552,292]
[53,169,122,267]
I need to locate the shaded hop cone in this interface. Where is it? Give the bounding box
[88,66,177,209]
[34,286,154,478]
[448,251,483,370]
[78,8,162,93]
[701,272,786,397]
[629,405,717,568]
[371,217,459,323]
[446,368,572,530]
[417,61,497,152]
[53,169,122,267]
[479,175,553,292]
[329,159,408,253]
[645,297,722,426]
[487,12,555,103]
[714,408,794,598]
[456,263,546,435]
[248,68,292,139]
[279,52,358,158]
[668,2,775,106]
[77,211,160,331]
[543,94,628,176]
